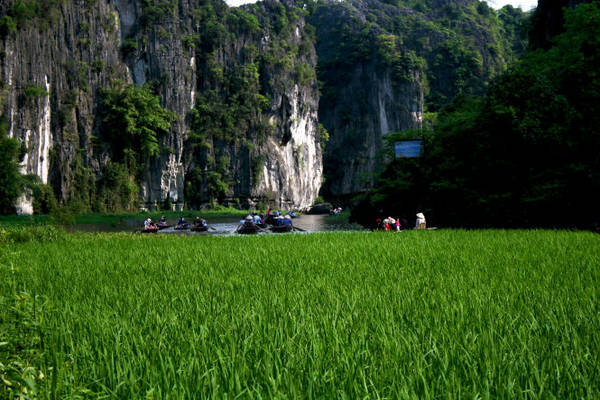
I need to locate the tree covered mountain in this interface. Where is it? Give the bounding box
[1,0,529,214]
[311,0,529,197]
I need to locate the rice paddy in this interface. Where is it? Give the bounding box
[1,230,599,398]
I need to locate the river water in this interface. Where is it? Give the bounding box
[67,214,363,234]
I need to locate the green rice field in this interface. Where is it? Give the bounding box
[1,230,599,398]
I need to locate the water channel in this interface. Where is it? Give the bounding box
[66,214,363,234]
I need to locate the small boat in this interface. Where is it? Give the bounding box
[265,215,279,225]
[174,223,190,230]
[141,227,159,234]
[237,223,258,234]
[270,225,293,233]
[191,225,208,232]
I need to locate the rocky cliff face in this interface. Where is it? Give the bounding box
[311,0,526,197]
[310,0,425,197]
[318,59,423,196]
[0,0,322,212]
[184,0,322,210]
[1,0,528,212]
[1,0,129,213]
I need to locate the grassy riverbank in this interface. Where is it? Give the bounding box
[0,207,252,228]
[1,230,598,398]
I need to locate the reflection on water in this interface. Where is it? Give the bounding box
[67,214,363,234]
[292,214,362,232]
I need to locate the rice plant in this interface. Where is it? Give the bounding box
[1,230,598,398]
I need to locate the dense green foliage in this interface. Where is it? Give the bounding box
[96,84,175,211]
[1,0,63,34]
[312,0,528,113]
[354,2,600,229]
[1,230,599,397]
[23,83,47,99]
[32,184,58,214]
[100,83,175,166]
[0,115,27,214]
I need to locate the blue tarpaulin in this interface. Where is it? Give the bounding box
[394,140,422,158]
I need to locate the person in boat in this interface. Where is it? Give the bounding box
[282,215,293,228]
[395,218,401,231]
[237,215,256,232]
[259,212,265,224]
[274,210,281,217]
[271,216,282,227]
[253,213,262,225]
[144,218,156,230]
[159,216,167,224]
[177,215,186,225]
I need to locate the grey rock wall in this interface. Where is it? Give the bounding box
[321,62,423,196]
[1,0,129,212]
[0,0,322,212]
[311,0,424,197]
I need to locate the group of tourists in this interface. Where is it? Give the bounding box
[143,215,206,232]
[236,208,295,233]
[175,215,208,230]
[143,216,169,231]
[375,216,403,231]
[141,208,297,234]
[375,212,426,231]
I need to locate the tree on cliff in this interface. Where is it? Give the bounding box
[0,114,27,214]
[100,84,176,175]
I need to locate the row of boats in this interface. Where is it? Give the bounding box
[141,212,300,234]
[236,215,297,234]
[141,216,210,233]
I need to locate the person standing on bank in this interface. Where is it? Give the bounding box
[416,213,426,229]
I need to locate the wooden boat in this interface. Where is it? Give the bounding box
[237,223,258,234]
[141,226,159,234]
[270,224,293,233]
[265,215,278,225]
[191,225,208,232]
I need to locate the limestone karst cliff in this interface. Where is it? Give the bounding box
[311,0,528,197]
[0,0,322,212]
[0,0,528,213]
